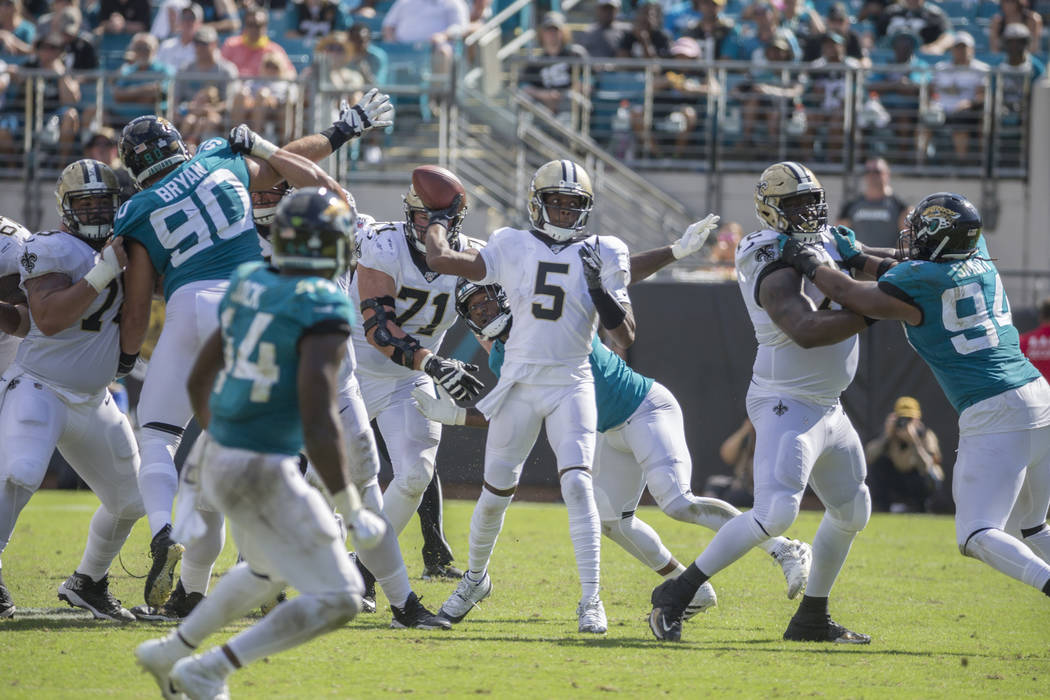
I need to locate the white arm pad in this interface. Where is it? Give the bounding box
[83,245,123,293]
[250,136,279,161]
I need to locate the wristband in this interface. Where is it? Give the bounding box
[321,124,351,152]
[589,287,627,330]
[875,258,896,279]
[83,248,122,293]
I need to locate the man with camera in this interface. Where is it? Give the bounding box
[865,396,943,513]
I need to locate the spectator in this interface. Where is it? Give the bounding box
[709,220,742,266]
[779,0,825,48]
[865,30,928,155]
[150,0,191,40]
[230,52,298,141]
[50,6,100,71]
[665,0,704,38]
[304,31,367,91]
[285,0,351,40]
[807,32,861,158]
[803,2,866,64]
[738,2,800,63]
[348,22,387,85]
[577,0,631,59]
[998,23,1046,116]
[96,0,154,36]
[221,9,296,78]
[702,417,755,508]
[110,32,176,126]
[521,12,588,119]
[0,0,35,55]
[175,25,239,146]
[196,0,240,35]
[1020,298,1050,381]
[35,0,74,38]
[381,0,468,82]
[734,31,804,158]
[865,396,943,513]
[925,32,988,163]
[351,0,381,18]
[82,127,137,200]
[618,0,672,58]
[837,157,909,248]
[876,0,952,55]
[155,3,203,72]
[989,0,1043,55]
[682,0,742,59]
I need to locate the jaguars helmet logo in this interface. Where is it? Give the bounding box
[915,205,961,235]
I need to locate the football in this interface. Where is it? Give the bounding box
[411,165,467,211]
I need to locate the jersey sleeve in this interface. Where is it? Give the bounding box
[478,228,513,286]
[0,235,23,277]
[356,224,401,279]
[735,230,785,307]
[18,234,78,284]
[598,235,631,305]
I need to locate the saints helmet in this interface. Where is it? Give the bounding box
[900,192,981,261]
[119,115,189,186]
[402,184,466,254]
[272,187,357,280]
[455,277,511,340]
[527,159,594,243]
[0,215,30,241]
[754,161,827,242]
[252,181,294,228]
[55,159,121,242]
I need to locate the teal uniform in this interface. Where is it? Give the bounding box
[113,137,261,300]
[489,335,653,432]
[878,238,1041,413]
[209,262,354,456]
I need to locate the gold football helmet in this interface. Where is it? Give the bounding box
[754,161,827,242]
[527,159,594,242]
[402,184,466,254]
[55,159,121,243]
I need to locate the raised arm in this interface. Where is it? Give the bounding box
[422,195,487,280]
[629,214,720,284]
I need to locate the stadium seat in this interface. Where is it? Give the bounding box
[940,0,977,22]
[280,36,317,75]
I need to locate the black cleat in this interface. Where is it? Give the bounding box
[131,580,204,621]
[648,579,687,642]
[783,614,871,644]
[391,592,452,630]
[145,525,184,609]
[350,552,376,613]
[421,562,464,581]
[58,573,135,622]
[0,583,14,619]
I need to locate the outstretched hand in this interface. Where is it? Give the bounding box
[672,214,720,259]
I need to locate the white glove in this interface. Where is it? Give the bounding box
[348,508,386,550]
[83,244,124,293]
[411,386,466,426]
[671,214,720,260]
[335,88,394,139]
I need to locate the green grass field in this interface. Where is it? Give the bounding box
[1,491,1048,698]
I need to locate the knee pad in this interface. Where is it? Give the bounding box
[559,468,594,504]
[753,492,802,538]
[346,429,380,486]
[826,484,872,534]
[138,428,182,468]
[300,589,361,630]
[105,419,139,464]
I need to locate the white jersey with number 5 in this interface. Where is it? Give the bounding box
[0,217,30,373]
[346,221,484,381]
[13,231,122,397]
[735,227,858,405]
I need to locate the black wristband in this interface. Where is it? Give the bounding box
[875,258,897,279]
[117,351,139,377]
[589,287,627,330]
[321,124,351,152]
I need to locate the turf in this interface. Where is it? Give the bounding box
[1,491,1048,698]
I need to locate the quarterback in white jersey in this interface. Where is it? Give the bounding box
[423,159,636,634]
[0,216,31,374]
[0,160,144,621]
[649,162,873,644]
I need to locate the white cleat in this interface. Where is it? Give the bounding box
[136,637,190,700]
[437,571,491,623]
[683,581,718,620]
[169,656,230,700]
[773,539,812,600]
[576,595,607,634]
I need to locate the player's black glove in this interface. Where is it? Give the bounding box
[116,351,138,379]
[426,193,465,230]
[778,236,823,281]
[578,241,603,291]
[228,124,278,160]
[423,354,484,401]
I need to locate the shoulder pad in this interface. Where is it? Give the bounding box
[735,229,781,265]
[196,137,227,154]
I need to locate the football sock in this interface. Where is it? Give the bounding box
[356,514,411,608]
[418,472,454,566]
[382,477,424,537]
[179,509,226,595]
[966,528,1050,590]
[76,505,137,581]
[806,514,858,598]
[1020,523,1050,564]
[695,511,769,578]
[795,594,829,619]
[673,562,709,600]
[467,489,512,575]
[601,515,674,572]
[178,562,283,649]
[0,480,34,561]
[138,432,181,537]
[560,468,601,601]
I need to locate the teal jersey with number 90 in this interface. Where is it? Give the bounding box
[114,137,261,300]
[879,238,1041,413]
[208,262,355,456]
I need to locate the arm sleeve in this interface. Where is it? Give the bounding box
[477,229,507,286]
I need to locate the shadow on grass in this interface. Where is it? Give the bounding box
[0,607,133,630]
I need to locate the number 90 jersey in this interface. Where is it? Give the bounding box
[14,231,122,397]
[113,137,261,301]
[878,237,1041,413]
[347,221,484,380]
[209,262,354,456]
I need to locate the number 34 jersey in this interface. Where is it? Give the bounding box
[13,231,122,397]
[347,221,484,381]
[878,237,1041,413]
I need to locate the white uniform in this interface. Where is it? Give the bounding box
[477,227,630,488]
[734,228,869,538]
[0,231,142,520]
[0,218,30,373]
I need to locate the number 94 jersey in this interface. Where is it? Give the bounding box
[348,221,484,380]
[209,262,354,456]
[878,237,1041,413]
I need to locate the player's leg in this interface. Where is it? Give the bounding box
[1009,427,1050,564]
[0,378,66,617]
[418,471,460,579]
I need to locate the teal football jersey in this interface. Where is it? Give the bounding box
[878,238,1041,413]
[208,262,354,456]
[113,137,261,300]
[489,334,652,432]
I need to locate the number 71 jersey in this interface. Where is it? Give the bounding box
[878,237,1041,413]
[348,221,484,380]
